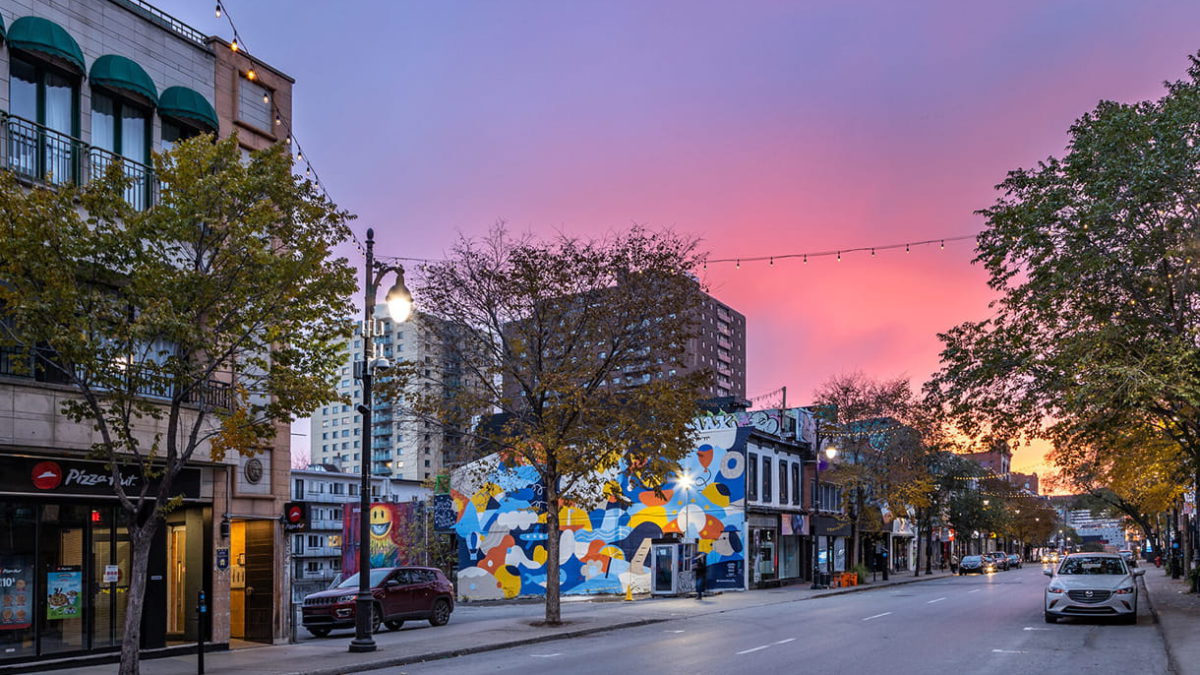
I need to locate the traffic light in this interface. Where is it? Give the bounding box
[282,501,308,532]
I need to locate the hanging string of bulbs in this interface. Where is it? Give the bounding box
[706,233,978,269]
[213,0,370,257]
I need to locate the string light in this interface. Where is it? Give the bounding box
[246,68,256,80]
[769,257,774,267]
[215,3,221,18]
[871,248,875,256]
[263,91,270,104]
[906,243,910,253]
[736,259,740,269]
[230,38,238,52]
[275,114,282,126]
[940,240,945,249]
[837,251,841,262]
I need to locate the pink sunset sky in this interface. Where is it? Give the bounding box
[160,1,1200,479]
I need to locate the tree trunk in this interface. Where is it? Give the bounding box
[119,516,156,675]
[543,481,562,625]
[913,508,921,578]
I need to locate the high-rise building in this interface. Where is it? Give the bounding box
[0,0,298,664]
[310,308,472,481]
[690,292,747,400]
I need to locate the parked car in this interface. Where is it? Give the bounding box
[985,552,1009,571]
[1044,553,1143,624]
[1119,550,1138,567]
[958,555,993,574]
[1007,553,1022,569]
[302,566,455,638]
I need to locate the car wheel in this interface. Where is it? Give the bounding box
[371,604,383,634]
[385,619,404,631]
[429,599,451,627]
[307,627,331,638]
[1044,612,1058,624]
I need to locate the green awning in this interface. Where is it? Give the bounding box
[90,55,157,105]
[7,16,85,73]
[158,86,219,132]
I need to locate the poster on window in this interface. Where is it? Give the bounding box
[46,567,82,621]
[0,559,33,630]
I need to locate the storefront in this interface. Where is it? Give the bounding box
[778,513,806,582]
[812,515,850,581]
[747,513,779,587]
[0,454,208,666]
[891,518,916,572]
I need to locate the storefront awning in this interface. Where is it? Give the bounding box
[89,54,158,105]
[7,16,85,73]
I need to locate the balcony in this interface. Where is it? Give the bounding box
[0,347,232,410]
[2,112,157,211]
[716,337,733,350]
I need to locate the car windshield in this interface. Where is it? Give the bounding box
[962,556,981,563]
[1057,557,1127,575]
[334,569,392,589]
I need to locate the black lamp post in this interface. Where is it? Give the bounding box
[809,424,838,590]
[348,228,412,654]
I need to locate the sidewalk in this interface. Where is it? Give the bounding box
[1142,568,1200,675]
[46,570,952,675]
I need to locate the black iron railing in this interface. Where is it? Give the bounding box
[1,112,158,211]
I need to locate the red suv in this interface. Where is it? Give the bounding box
[301,566,455,637]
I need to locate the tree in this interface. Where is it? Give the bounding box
[927,52,1200,574]
[0,136,354,674]
[814,372,932,568]
[410,226,709,625]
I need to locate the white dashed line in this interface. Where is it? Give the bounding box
[1023,627,1051,631]
[774,638,796,645]
[992,649,1028,654]
[737,645,770,655]
[531,653,562,658]
[968,589,981,593]
[927,597,946,604]
[664,630,685,634]
[862,612,892,621]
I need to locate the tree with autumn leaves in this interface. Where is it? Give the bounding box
[408,226,710,625]
[0,136,354,674]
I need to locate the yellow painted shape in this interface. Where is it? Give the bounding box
[702,483,730,507]
[493,564,522,598]
[629,505,668,529]
[532,546,548,565]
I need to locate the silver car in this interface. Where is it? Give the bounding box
[1043,553,1144,624]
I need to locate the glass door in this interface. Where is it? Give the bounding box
[651,545,676,594]
[166,525,186,635]
[0,502,37,661]
[38,505,87,656]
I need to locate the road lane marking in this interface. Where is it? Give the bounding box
[927,597,946,604]
[737,645,770,655]
[968,589,981,593]
[862,612,892,621]
[531,653,562,658]
[992,649,1028,654]
[1023,627,1051,631]
[774,638,796,645]
[664,630,685,633]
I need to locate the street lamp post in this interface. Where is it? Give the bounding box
[348,228,412,654]
[809,425,837,590]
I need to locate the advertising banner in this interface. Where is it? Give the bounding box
[0,559,33,630]
[46,567,82,621]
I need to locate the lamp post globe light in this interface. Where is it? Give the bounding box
[348,228,412,654]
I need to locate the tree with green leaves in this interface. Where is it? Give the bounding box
[409,226,710,625]
[927,52,1200,574]
[0,136,354,674]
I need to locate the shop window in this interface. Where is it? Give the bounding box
[38,504,88,656]
[762,457,772,504]
[747,453,758,501]
[0,503,37,661]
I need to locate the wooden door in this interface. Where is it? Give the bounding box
[242,520,274,643]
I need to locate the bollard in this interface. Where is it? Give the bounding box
[196,589,207,675]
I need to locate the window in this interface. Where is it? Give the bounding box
[159,118,201,152]
[748,453,758,501]
[238,76,273,130]
[9,55,79,183]
[779,460,788,504]
[762,457,772,503]
[307,535,321,548]
[791,463,800,505]
[294,479,305,498]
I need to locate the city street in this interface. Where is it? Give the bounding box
[384,567,1167,675]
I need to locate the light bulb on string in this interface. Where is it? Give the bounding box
[215,3,221,18]
[736,259,740,269]
[769,257,774,267]
[263,92,270,104]
[905,243,910,253]
[275,114,281,126]
[837,251,841,262]
[803,255,807,264]
[230,39,239,52]
[940,240,945,249]
[871,248,875,257]
[285,134,292,145]
[296,150,302,161]
[246,68,257,81]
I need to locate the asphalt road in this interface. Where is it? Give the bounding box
[375,566,1168,675]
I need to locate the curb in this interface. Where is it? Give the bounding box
[284,617,670,675]
[1142,575,1183,675]
[285,574,955,674]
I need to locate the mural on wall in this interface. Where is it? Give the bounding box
[342,502,415,577]
[451,424,746,600]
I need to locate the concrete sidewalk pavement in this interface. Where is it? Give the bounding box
[52,570,954,675]
[1142,567,1200,675]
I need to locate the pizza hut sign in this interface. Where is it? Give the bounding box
[1,456,201,499]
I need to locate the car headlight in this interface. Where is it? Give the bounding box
[1115,586,1134,595]
[338,594,357,603]
[1047,585,1065,594]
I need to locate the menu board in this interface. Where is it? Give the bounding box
[46,567,82,621]
[0,559,33,630]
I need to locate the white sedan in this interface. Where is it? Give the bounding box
[1044,552,1144,624]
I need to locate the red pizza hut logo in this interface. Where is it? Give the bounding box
[31,461,63,490]
[286,505,303,524]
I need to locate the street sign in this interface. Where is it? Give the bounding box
[216,548,229,571]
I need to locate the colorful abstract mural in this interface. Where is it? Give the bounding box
[452,424,747,600]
